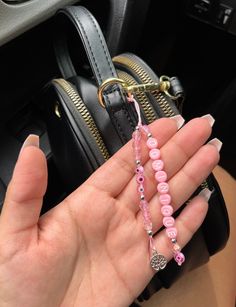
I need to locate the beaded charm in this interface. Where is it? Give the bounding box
[129,94,185,271]
[133,126,167,272]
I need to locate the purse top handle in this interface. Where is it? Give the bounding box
[55,6,118,85]
[54,5,136,143]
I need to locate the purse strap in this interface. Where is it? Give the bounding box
[55,6,118,84]
[54,5,136,143]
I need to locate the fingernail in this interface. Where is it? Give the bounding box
[201,114,215,127]
[20,134,39,155]
[208,138,223,152]
[170,114,185,130]
[198,188,212,202]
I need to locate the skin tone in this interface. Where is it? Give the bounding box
[0,116,220,307]
[142,166,236,307]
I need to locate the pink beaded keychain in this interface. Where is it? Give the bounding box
[128,94,185,272]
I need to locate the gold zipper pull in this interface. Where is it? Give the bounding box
[124,83,161,93]
[98,76,175,107]
[123,78,171,95]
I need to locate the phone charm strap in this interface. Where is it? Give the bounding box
[128,94,185,272]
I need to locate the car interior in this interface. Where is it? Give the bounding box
[0,0,235,246]
[0,1,236,306]
[0,0,236,212]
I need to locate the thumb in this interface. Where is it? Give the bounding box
[0,135,47,236]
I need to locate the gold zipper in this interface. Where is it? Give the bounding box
[113,55,176,119]
[200,180,209,190]
[53,78,110,161]
[117,70,157,123]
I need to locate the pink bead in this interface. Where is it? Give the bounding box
[138,184,144,193]
[159,193,171,205]
[136,174,144,184]
[139,200,152,231]
[132,130,141,142]
[152,159,164,171]
[174,252,185,266]
[155,170,167,182]
[141,125,150,135]
[135,151,141,161]
[173,243,181,252]
[161,205,173,216]
[143,221,152,232]
[139,200,148,210]
[163,216,175,227]
[166,227,178,239]
[136,166,144,174]
[133,144,141,151]
[157,182,169,194]
[149,148,161,160]
[146,137,158,149]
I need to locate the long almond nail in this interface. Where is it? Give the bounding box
[198,188,212,202]
[208,138,223,152]
[19,134,39,156]
[201,114,215,127]
[170,114,185,130]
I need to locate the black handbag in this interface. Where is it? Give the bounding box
[40,5,230,304]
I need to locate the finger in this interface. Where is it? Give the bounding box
[119,116,213,211]
[152,192,209,263]
[144,140,220,232]
[84,116,183,197]
[0,135,47,237]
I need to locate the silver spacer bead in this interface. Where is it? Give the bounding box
[147,230,153,236]
[136,160,141,165]
[140,195,145,200]
[147,133,152,138]
[171,238,177,244]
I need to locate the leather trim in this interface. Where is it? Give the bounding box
[54,5,136,144]
[55,6,117,85]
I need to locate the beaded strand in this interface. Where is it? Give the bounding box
[141,125,185,266]
[132,126,167,272]
[129,94,185,270]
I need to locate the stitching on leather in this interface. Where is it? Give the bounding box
[72,8,115,84]
[68,8,134,142]
[104,93,128,143]
[121,106,136,131]
[106,87,136,137]
[72,11,103,83]
[81,8,115,78]
[105,86,121,95]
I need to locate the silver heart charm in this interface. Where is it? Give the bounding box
[150,250,167,272]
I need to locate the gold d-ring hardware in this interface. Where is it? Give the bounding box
[98,78,127,108]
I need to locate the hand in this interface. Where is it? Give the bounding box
[0,116,220,307]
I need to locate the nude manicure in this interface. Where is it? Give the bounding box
[201,114,215,127]
[208,138,223,152]
[19,134,39,157]
[198,188,213,202]
[21,134,39,149]
[170,114,185,130]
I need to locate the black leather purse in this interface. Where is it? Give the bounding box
[40,5,230,304]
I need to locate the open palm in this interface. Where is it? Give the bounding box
[0,116,220,307]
